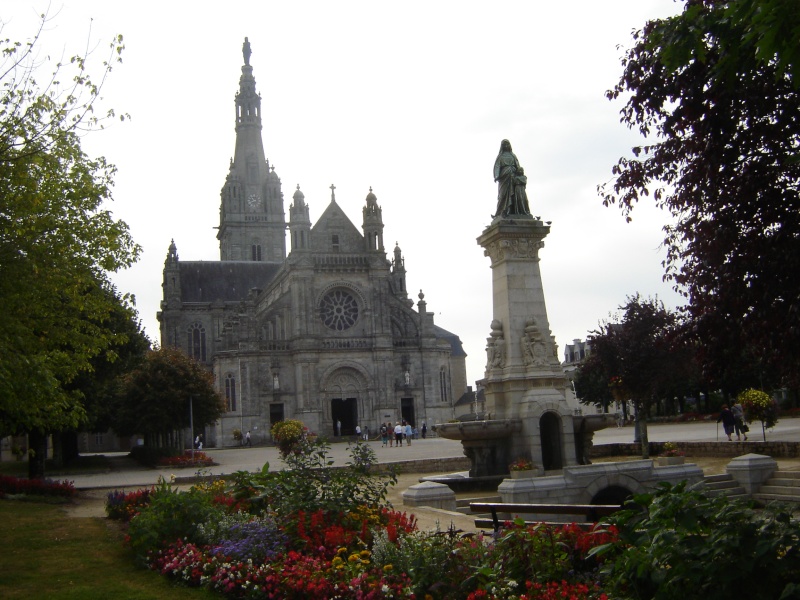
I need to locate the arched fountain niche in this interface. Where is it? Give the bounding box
[540,411,563,471]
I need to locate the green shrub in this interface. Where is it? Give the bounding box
[594,482,800,600]
[126,477,223,562]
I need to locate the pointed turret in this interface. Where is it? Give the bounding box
[217,38,286,262]
[362,187,384,252]
[289,185,311,252]
[391,241,407,296]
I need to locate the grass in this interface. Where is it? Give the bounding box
[0,499,218,599]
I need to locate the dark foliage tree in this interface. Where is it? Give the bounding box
[580,295,692,457]
[599,0,800,398]
[0,15,138,477]
[56,287,151,465]
[112,346,224,449]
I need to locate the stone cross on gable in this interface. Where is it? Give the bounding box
[330,184,336,202]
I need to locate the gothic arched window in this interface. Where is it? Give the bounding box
[225,373,237,412]
[439,367,449,402]
[188,322,206,362]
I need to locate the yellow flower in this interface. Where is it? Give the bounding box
[348,554,360,563]
[383,564,393,572]
[360,550,371,559]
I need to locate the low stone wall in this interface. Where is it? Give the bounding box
[369,456,471,474]
[592,441,800,459]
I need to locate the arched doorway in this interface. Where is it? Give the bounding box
[324,366,366,438]
[540,411,563,471]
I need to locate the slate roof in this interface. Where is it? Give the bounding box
[179,261,282,303]
[432,324,467,358]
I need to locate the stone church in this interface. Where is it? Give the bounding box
[158,39,467,447]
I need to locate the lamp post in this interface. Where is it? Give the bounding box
[189,395,195,462]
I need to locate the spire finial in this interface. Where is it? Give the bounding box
[242,37,252,66]
[330,183,336,202]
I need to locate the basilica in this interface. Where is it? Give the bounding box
[158,39,467,447]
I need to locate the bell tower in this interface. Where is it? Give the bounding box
[217,38,286,262]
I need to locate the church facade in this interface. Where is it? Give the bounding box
[158,40,467,447]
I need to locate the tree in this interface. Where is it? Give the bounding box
[581,295,689,458]
[0,15,139,476]
[599,0,800,395]
[57,285,151,464]
[112,346,224,448]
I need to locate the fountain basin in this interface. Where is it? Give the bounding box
[433,418,522,441]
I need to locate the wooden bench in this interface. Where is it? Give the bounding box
[469,502,623,531]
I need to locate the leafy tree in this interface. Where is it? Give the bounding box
[599,0,800,396]
[0,16,138,476]
[582,295,690,458]
[56,286,151,464]
[112,346,224,448]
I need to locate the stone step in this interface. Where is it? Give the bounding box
[704,473,734,484]
[754,493,800,504]
[758,485,800,497]
[771,470,800,480]
[765,477,800,488]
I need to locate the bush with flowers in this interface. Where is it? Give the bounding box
[659,441,685,457]
[0,474,76,499]
[271,418,306,456]
[156,450,214,468]
[509,457,534,472]
[738,388,779,435]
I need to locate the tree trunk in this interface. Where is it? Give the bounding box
[639,418,650,459]
[27,430,47,479]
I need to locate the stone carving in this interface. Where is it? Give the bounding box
[483,237,545,265]
[493,139,531,218]
[521,318,549,367]
[242,37,252,66]
[486,319,506,369]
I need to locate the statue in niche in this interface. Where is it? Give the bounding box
[486,319,506,369]
[493,139,531,218]
[521,318,548,367]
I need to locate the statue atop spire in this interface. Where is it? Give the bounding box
[242,37,252,66]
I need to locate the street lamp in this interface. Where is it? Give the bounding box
[189,395,195,462]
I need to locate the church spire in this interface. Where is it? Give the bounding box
[218,38,286,262]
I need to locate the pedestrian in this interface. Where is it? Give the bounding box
[394,422,403,447]
[405,421,412,446]
[717,405,736,441]
[363,425,369,441]
[388,422,394,447]
[245,430,252,447]
[355,424,361,442]
[380,423,388,446]
[336,420,341,437]
[195,433,203,450]
[731,401,749,441]
[421,422,427,439]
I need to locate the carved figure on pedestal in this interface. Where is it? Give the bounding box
[486,319,506,370]
[493,139,532,218]
[520,318,549,367]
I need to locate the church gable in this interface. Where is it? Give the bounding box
[310,201,363,254]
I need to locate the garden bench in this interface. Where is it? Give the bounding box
[469,502,623,532]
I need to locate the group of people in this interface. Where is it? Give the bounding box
[717,401,749,441]
[378,421,422,447]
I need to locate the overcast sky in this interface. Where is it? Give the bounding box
[6,1,686,387]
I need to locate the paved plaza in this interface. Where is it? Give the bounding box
[66,418,800,491]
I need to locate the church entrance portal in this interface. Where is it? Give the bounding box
[331,398,357,437]
[540,412,563,471]
[401,397,415,427]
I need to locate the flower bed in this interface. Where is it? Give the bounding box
[0,474,76,498]
[156,451,214,468]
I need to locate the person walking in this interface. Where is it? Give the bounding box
[355,424,361,442]
[421,422,427,439]
[394,422,403,447]
[732,401,748,441]
[405,422,412,446]
[363,425,370,441]
[380,423,388,446]
[244,430,252,447]
[717,405,736,441]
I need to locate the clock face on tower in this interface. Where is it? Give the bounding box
[247,193,262,210]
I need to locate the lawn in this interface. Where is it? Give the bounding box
[0,499,217,599]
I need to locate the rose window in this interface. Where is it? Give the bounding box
[320,290,359,331]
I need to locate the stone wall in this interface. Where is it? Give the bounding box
[368,456,471,475]
[592,441,800,459]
